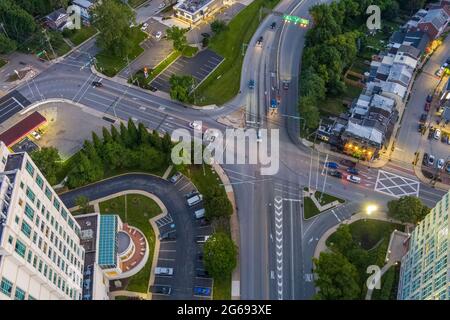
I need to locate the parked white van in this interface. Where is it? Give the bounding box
[187,194,203,207]
[194,208,205,219]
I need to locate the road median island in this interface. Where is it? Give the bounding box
[303,187,345,220]
[194,0,281,106]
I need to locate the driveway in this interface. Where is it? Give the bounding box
[59,173,203,300]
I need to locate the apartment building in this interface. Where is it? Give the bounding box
[397,190,450,300]
[0,142,85,300]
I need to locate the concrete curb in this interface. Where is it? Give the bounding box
[212,163,240,300]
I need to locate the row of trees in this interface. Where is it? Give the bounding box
[299,0,426,130]
[387,196,429,224]
[66,119,172,189]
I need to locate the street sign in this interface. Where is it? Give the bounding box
[144,67,149,79]
[283,15,310,27]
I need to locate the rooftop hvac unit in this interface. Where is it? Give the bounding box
[81,229,94,240]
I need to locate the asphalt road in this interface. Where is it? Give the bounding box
[59,173,199,299]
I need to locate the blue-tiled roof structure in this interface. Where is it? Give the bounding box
[98,215,118,268]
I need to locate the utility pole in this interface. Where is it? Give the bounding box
[42,29,57,60]
[319,153,329,204]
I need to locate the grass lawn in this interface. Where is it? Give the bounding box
[303,197,321,220]
[66,26,97,46]
[213,274,231,300]
[52,39,71,58]
[320,84,362,116]
[194,0,280,106]
[99,194,162,293]
[96,28,147,77]
[0,59,7,69]
[348,219,403,251]
[182,45,199,57]
[314,191,345,206]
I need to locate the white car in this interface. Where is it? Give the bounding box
[434,129,441,140]
[155,267,174,276]
[31,131,41,140]
[189,122,202,131]
[141,23,149,32]
[155,31,163,40]
[437,158,445,170]
[347,175,361,184]
[158,3,166,9]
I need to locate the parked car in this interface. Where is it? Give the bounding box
[159,231,176,241]
[428,154,435,166]
[194,208,205,219]
[92,81,103,88]
[436,67,444,77]
[340,159,356,167]
[424,102,431,111]
[434,129,442,140]
[248,79,255,89]
[194,286,211,296]
[158,3,166,9]
[270,22,277,29]
[422,153,429,165]
[155,267,174,276]
[346,167,359,175]
[426,94,433,103]
[149,85,158,92]
[325,162,339,169]
[141,23,148,31]
[196,269,210,278]
[196,235,210,243]
[187,194,203,207]
[347,175,361,184]
[256,36,263,47]
[30,131,41,140]
[152,285,172,295]
[169,172,182,183]
[437,158,445,170]
[419,113,427,123]
[329,170,342,179]
[155,31,163,40]
[282,80,289,90]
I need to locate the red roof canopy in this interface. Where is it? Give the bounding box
[0,112,47,147]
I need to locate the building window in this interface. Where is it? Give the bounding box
[24,203,35,221]
[61,208,68,220]
[36,175,44,189]
[14,215,19,224]
[21,221,32,238]
[14,287,25,300]
[53,199,60,211]
[0,277,13,297]
[15,239,26,258]
[25,187,36,203]
[7,235,13,245]
[25,161,35,177]
[45,186,52,201]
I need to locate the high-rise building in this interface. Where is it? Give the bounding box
[0,142,85,300]
[397,190,449,300]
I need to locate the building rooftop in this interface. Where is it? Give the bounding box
[345,119,383,145]
[176,0,215,14]
[4,154,24,172]
[0,112,46,147]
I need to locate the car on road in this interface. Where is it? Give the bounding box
[426,94,433,103]
[419,113,427,123]
[155,31,163,40]
[418,123,426,134]
[169,172,182,183]
[152,285,172,295]
[436,67,445,77]
[282,81,289,90]
[346,167,359,175]
[248,79,255,89]
[189,122,202,131]
[92,81,103,88]
[329,170,342,179]
[30,131,41,140]
[196,269,210,278]
[148,85,158,92]
[424,102,431,111]
[428,154,435,166]
[194,286,211,296]
[159,231,176,241]
[158,3,166,9]
[155,267,174,276]
[141,23,148,31]
[201,32,210,38]
[196,235,210,243]
[270,22,277,29]
[437,158,445,170]
[422,153,429,165]
[256,36,263,47]
[325,162,339,169]
[434,129,441,140]
[256,129,262,143]
[204,128,220,142]
[347,175,361,184]
[339,159,356,167]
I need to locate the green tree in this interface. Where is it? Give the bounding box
[0,0,37,43]
[127,118,138,146]
[166,26,188,52]
[203,232,237,280]
[16,0,69,16]
[329,224,354,253]
[102,126,113,144]
[0,34,17,54]
[313,251,361,300]
[103,142,128,170]
[30,147,62,185]
[92,132,102,151]
[67,153,102,188]
[91,0,135,57]
[149,130,162,150]
[119,122,131,146]
[299,95,320,129]
[75,195,90,214]
[136,145,164,171]
[300,66,326,101]
[169,74,194,103]
[387,196,429,224]
[210,20,227,34]
[110,125,122,144]
[137,122,149,145]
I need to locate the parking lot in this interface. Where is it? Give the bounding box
[151,173,213,300]
[0,90,31,126]
[150,49,224,92]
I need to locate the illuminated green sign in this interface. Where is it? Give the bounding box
[283,15,310,27]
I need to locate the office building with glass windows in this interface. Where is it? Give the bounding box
[397,190,450,300]
[0,141,85,300]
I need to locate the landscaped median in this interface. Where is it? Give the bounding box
[194,0,280,106]
[303,187,345,219]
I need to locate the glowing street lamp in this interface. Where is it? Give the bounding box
[366,204,378,216]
